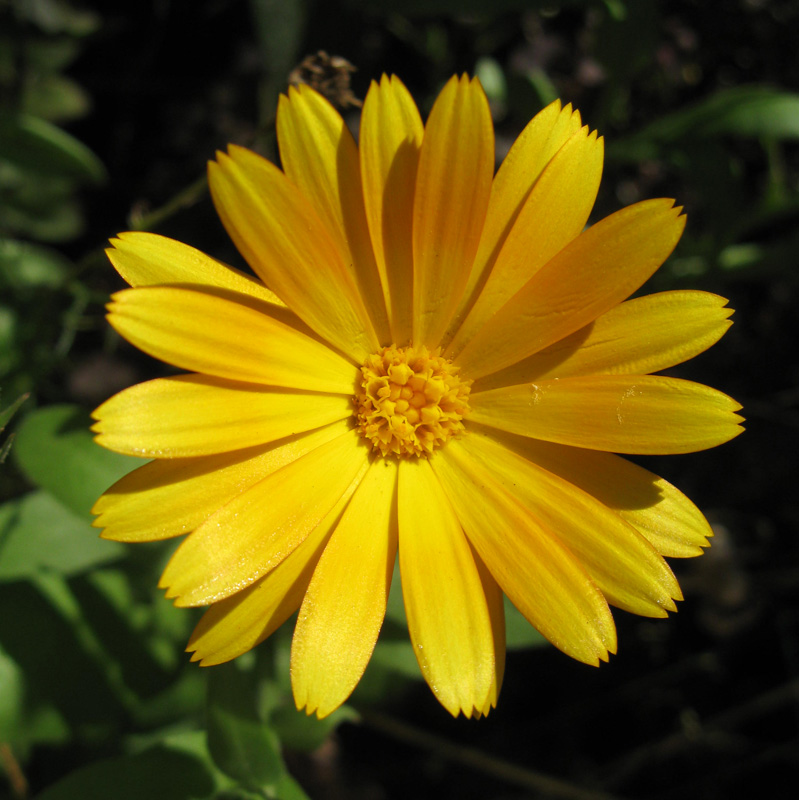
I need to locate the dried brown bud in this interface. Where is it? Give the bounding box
[288,51,362,109]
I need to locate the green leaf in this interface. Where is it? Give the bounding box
[0,579,127,727]
[34,744,216,800]
[23,73,91,123]
[0,112,105,183]
[269,772,312,800]
[13,404,144,518]
[206,661,287,790]
[504,596,548,650]
[0,186,85,242]
[0,645,24,741]
[269,701,358,753]
[22,36,83,72]
[609,86,799,161]
[0,238,71,290]
[68,570,180,698]
[0,306,19,377]
[370,634,424,680]
[18,0,100,37]
[475,56,507,119]
[0,392,27,431]
[0,491,125,580]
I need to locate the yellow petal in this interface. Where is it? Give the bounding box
[478,429,714,558]
[159,430,369,607]
[446,101,582,343]
[447,125,603,360]
[106,231,285,308]
[412,75,493,347]
[360,75,424,345]
[92,421,349,542]
[397,458,496,717]
[472,291,734,392]
[470,375,744,454]
[431,440,616,665]
[92,375,351,458]
[292,458,398,718]
[458,433,681,617]
[208,146,378,362]
[278,86,390,344]
[107,287,356,394]
[474,553,505,716]
[187,483,358,666]
[456,199,685,378]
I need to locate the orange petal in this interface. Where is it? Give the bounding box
[397,458,496,717]
[278,85,390,344]
[158,431,369,606]
[360,75,424,345]
[292,459,398,718]
[431,440,616,665]
[412,75,493,347]
[92,375,351,457]
[447,125,603,360]
[470,375,744,454]
[209,146,378,362]
[456,199,685,378]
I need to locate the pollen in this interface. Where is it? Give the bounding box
[355,345,472,457]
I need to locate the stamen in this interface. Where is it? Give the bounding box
[355,345,471,457]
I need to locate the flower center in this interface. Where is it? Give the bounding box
[355,345,471,457]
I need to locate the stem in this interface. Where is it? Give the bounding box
[360,710,629,800]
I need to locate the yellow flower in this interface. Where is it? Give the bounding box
[92,75,743,719]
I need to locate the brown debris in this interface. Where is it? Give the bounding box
[288,51,362,109]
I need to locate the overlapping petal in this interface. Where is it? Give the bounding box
[476,429,714,558]
[360,75,424,345]
[209,145,378,362]
[159,430,370,607]
[470,375,744,454]
[472,291,734,391]
[187,485,358,666]
[447,123,603,360]
[292,459,398,718]
[473,554,505,716]
[92,375,352,457]
[412,75,494,347]
[107,287,356,394]
[431,440,617,665]
[458,433,681,617]
[92,421,349,542]
[446,100,583,342]
[106,231,285,308]
[455,199,686,378]
[278,85,390,344]
[397,458,496,717]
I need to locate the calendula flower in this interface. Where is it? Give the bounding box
[92,75,743,719]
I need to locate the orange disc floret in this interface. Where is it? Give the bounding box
[355,345,471,457]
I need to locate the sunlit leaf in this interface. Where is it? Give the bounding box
[0,492,125,580]
[13,404,144,518]
[0,645,24,741]
[206,661,288,791]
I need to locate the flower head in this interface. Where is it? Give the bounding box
[92,75,743,718]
